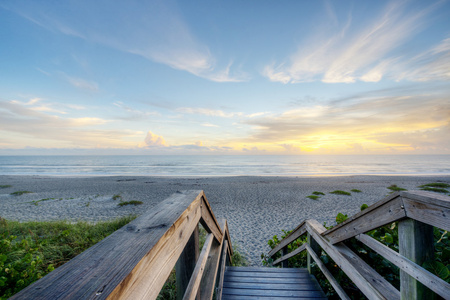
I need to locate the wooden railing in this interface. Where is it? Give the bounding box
[268,190,450,300]
[11,190,233,300]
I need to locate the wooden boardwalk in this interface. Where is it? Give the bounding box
[221,267,327,300]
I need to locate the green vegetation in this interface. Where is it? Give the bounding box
[0,185,12,189]
[28,198,55,206]
[387,185,407,192]
[10,191,33,196]
[0,216,136,299]
[112,194,122,201]
[350,189,362,193]
[419,182,450,188]
[330,190,351,196]
[262,206,450,299]
[420,187,449,193]
[312,191,325,196]
[307,195,319,200]
[118,200,143,207]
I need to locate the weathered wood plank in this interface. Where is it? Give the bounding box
[216,240,229,300]
[268,221,306,257]
[306,219,400,300]
[398,219,436,300]
[282,246,289,268]
[356,233,450,299]
[176,224,199,300]
[200,219,227,300]
[223,281,321,291]
[200,194,223,243]
[227,266,308,273]
[11,190,204,300]
[323,196,407,244]
[307,232,320,274]
[305,243,350,300]
[224,277,315,284]
[222,296,327,300]
[402,197,450,232]
[272,243,306,266]
[222,288,326,297]
[183,233,214,300]
[224,271,312,278]
[401,190,450,209]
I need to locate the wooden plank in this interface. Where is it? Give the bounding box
[356,233,450,299]
[268,221,306,257]
[222,296,327,300]
[216,240,229,300]
[183,233,214,300]
[176,224,199,300]
[401,190,450,209]
[306,219,400,300]
[272,244,306,266]
[223,281,322,291]
[200,193,223,243]
[402,197,450,232]
[224,271,312,278]
[398,219,436,300]
[11,190,204,300]
[227,266,308,273]
[221,288,326,297]
[200,219,227,300]
[224,277,315,284]
[307,232,320,274]
[305,243,350,300]
[222,219,234,257]
[323,196,407,244]
[282,246,289,268]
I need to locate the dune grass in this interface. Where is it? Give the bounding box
[330,190,351,196]
[118,200,143,207]
[0,216,136,298]
[10,191,33,196]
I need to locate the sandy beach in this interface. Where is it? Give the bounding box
[1,175,449,265]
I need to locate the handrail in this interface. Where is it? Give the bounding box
[268,190,450,300]
[11,190,233,300]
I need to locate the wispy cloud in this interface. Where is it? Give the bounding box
[176,107,240,118]
[63,74,99,92]
[263,1,441,84]
[5,0,246,82]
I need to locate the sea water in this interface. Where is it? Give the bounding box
[0,155,449,177]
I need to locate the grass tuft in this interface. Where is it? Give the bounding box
[351,189,362,193]
[112,194,122,201]
[420,187,449,193]
[387,185,407,192]
[330,190,351,196]
[312,191,325,195]
[118,200,143,207]
[307,195,319,200]
[10,191,33,196]
[0,185,12,189]
[419,182,450,188]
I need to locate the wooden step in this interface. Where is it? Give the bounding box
[221,267,327,300]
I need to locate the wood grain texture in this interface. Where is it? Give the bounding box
[11,190,204,300]
[183,233,214,300]
[402,197,450,232]
[268,221,306,258]
[356,233,450,299]
[306,219,400,300]
[272,243,306,266]
[323,196,407,244]
[200,194,223,243]
[176,224,199,300]
[305,243,350,300]
[307,232,320,274]
[216,240,229,300]
[200,219,228,300]
[398,219,436,300]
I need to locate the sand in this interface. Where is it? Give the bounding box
[1,175,449,265]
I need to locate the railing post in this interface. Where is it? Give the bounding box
[176,224,200,300]
[399,219,435,300]
[282,246,289,268]
[307,232,320,274]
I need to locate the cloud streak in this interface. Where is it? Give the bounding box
[263,1,442,84]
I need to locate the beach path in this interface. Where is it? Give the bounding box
[221,266,327,299]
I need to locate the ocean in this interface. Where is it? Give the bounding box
[0,155,449,177]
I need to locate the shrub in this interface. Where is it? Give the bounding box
[312,191,325,196]
[419,182,450,188]
[330,190,351,196]
[10,191,32,196]
[307,195,319,200]
[118,200,143,207]
[420,187,449,194]
[387,185,406,192]
[350,189,362,193]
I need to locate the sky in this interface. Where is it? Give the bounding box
[0,0,449,155]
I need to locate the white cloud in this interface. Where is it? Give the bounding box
[177,107,240,118]
[201,123,219,127]
[65,75,99,92]
[139,131,167,148]
[263,1,439,84]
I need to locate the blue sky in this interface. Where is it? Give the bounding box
[0,0,449,155]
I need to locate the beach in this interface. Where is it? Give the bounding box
[1,175,449,265]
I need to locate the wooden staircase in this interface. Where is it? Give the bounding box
[221,266,327,300]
